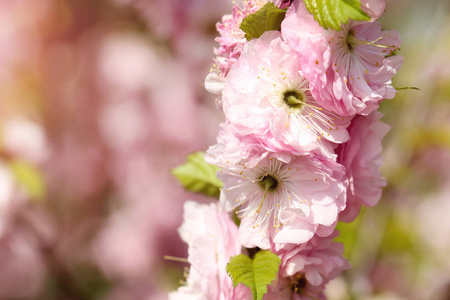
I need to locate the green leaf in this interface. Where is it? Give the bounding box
[171,152,222,198]
[226,250,281,300]
[303,0,370,30]
[8,160,46,202]
[240,2,287,41]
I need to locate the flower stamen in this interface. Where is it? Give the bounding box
[347,33,400,51]
[256,174,278,213]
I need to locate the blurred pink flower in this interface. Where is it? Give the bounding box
[169,201,251,300]
[88,30,223,298]
[337,111,390,222]
[0,0,231,298]
[0,227,47,299]
[0,169,52,300]
[1,118,50,164]
[0,0,50,82]
[0,163,19,236]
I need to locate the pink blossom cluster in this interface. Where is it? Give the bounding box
[172,0,401,298]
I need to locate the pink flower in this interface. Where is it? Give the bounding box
[0,0,50,83]
[121,0,231,41]
[208,146,347,249]
[222,31,351,158]
[0,227,47,300]
[205,71,226,110]
[206,123,270,173]
[206,0,296,102]
[169,201,251,300]
[337,111,390,222]
[282,1,403,116]
[205,0,267,109]
[0,187,52,300]
[1,118,49,164]
[0,163,18,236]
[360,0,386,20]
[263,232,350,300]
[213,0,268,78]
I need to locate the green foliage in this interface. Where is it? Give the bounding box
[72,263,111,300]
[303,0,370,30]
[403,128,450,151]
[8,159,46,202]
[171,152,222,198]
[240,2,287,41]
[39,263,110,300]
[226,250,281,300]
[379,215,417,256]
[334,209,365,259]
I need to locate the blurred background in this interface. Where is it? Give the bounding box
[0,0,449,299]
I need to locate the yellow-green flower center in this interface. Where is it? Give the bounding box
[283,90,304,110]
[258,174,278,192]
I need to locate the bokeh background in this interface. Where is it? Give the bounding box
[0,0,449,299]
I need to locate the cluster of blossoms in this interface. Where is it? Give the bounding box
[171,0,402,298]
